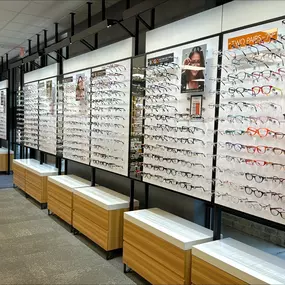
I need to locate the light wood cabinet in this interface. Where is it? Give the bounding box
[0,150,13,172]
[13,163,26,191]
[123,208,213,285]
[73,186,139,253]
[47,175,91,226]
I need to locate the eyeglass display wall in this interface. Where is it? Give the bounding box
[215,19,285,225]
[62,69,91,165]
[23,81,39,149]
[38,78,57,155]
[0,81,8,140]
[142,37,219,201]
[90,59,131,176]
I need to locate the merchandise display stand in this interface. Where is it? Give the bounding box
[123,208,213,285]
[0,147,14,172]
[192,238,285,285]
[47,175,91,229]
[13,159,58,209]
[72,186,139,259]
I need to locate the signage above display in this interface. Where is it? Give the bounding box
[91,69,106,78]
[228,28,278,49]
[148,53,174,66]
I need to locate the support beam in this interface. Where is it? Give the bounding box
[70,13,75,36]
[136,15,152,30]
[80,39,95,51]
[87,2,92,27]
[37,34,40,53]
[101,0,106,21]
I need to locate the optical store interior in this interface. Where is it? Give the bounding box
[1,0,285,284]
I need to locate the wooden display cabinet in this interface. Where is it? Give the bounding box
[0,148,14,172]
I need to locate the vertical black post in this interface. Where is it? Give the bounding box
[210,34,223,205]
[55,23,60,62]
[70,13,75,36]
[91,167,96,186]
[126,0,130,9]
[6,53,11,174]
[205,204,211,229]
[40,152,44,164]
[64,159,68,174]
[94,34,98,49]
[1,57,3,81]
[37,34,40,53]
[28,39,32,71]
[101,0,106,21]
[213,206,222,240]
[87,2,92,27]
[150,8,155,29]
[145,183,149,209]
[11,67,15,154]
[58,158,62,175]
[20,146,23,159]
[43,30,48,66]
[135,18,139,55]
[129,179,134,211]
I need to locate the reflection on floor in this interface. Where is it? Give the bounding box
[222,225,285,260]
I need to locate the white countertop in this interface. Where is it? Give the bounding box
[74,186,139,210]
[192,238,285,285]
[48,175,91,192]
[13,159,58,176]
[0,147,14,154]
[124,208,213,250]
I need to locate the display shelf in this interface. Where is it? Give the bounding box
[0,86,7,140]
[123,208,213,285]
[90,59,131,176]
[192,238,285,285]
[62,70,91,165]
[47,175,91,226]
[142,37,219,201]
[72,186,139,253]
[215,18,285,226]
[0,147,14,172]
[38,78,57,155]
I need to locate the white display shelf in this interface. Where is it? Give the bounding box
[48,175,91,192]
[124,208,213,250]
[192,238,285,285]
[0,148,14,154]
[13,159,58,176]
[74,186,139,211]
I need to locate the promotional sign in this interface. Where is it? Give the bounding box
[228,28,278,49]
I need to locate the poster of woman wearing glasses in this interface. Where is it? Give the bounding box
[181,45,206,93]
[76,74,86,101]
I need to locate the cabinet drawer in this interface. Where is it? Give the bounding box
[25,181,42,203]
[73,211,108,250]
[0,154,13,171]
[48,195,72,225]
[48,181,72,208]
[13,174,25,191]
[26,170,43,189]
[191,256,248,285]
[123,241,185,285]
[13,163,26,176]
[124,220,188,279]
[73,194,109,231]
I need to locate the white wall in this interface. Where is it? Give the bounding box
[24,63,59,83]
[0,80,8,89]
[146,0,285,53]
[63,38,134,74]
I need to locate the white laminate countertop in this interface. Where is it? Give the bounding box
[0,147,14,154]
[74,186,139,211]
[13,159,58,176]
[124,208,213,250]
[192,238,285,285]
[48,175,91,192]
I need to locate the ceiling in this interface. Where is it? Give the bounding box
[0,0,120,61]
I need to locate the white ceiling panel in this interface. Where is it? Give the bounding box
[12,13,51,27]
[0,21,9,30]
[0,1,30,12]
[21,2,50,16]
[0,36,24,45]
[0,30,33,39]
[4,22,25,32]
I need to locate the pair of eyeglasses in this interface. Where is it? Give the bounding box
[92,152,123,161]
[92,159,123,169]
[246,127,285,139]
[156,144,206,157]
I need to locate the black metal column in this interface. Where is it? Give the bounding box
[91,167,96,186]
[64,159,68,175]
[129,179,134,211]
[6,53,11,174]
[135,18,139,55]
[145,183,149,209]
[213,206,222,240]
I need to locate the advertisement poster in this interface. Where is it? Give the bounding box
[181,44,206,93]
[76,73,86,101]
[46,80,52,99]
[190,95,203,118]
[0,90,5,113]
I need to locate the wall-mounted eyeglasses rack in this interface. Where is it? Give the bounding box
[5,11,285,242]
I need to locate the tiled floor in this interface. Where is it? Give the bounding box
[1,185,284,284]
[0,188,148,285]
